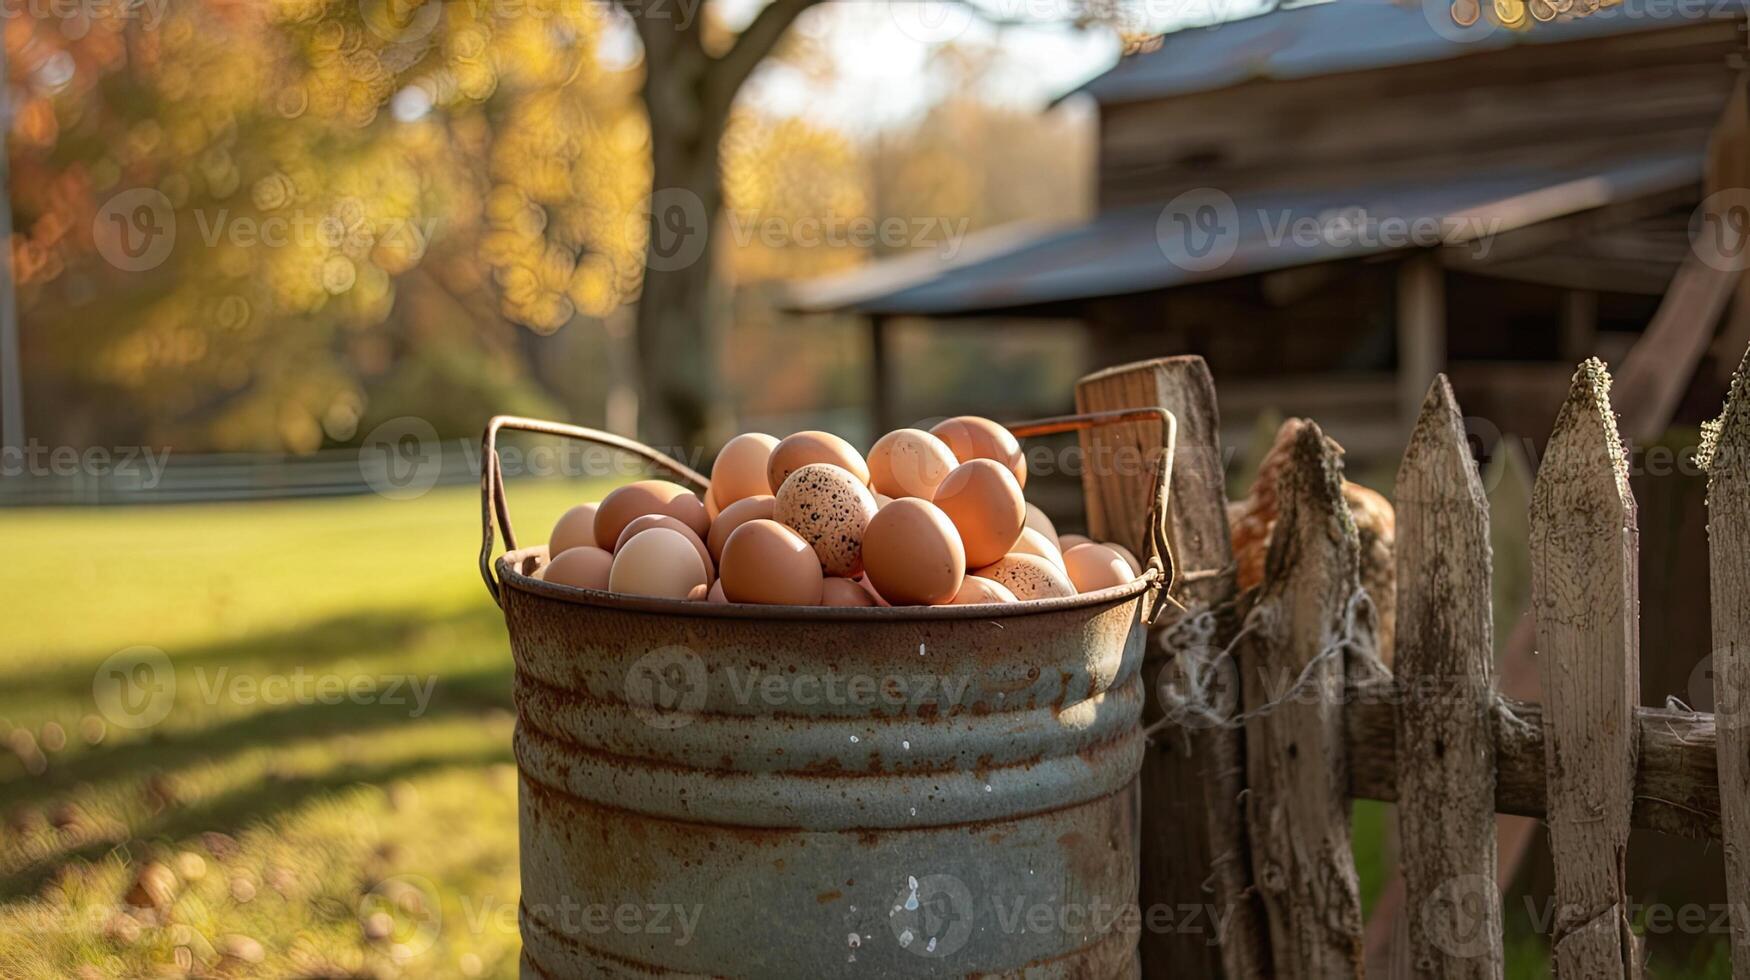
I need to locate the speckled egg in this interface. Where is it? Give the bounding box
[1013,527,1065,570]
[774,463,878,577]
[867,428,959,500]
[974,553,1075,600]
[949,576,1018,605]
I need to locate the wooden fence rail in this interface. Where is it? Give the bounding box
[1089,351,1750,979]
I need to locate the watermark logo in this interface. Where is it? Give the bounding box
[1422,0,1506,42]
[644,188,710,273]
[888,1,975,44]
[359,874,443,958]
[93,188,175,272]
[1690,651,1748,727]
[889,873,974,958]
[626,646,710,730]
[1156,188,1239,273]
[360,416,442,500]
[1691,188,1750,272]
[1422,874,1501,959]
[93,646,176,730]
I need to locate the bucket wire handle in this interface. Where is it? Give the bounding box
[1003,407,1177,626]
[479,416,710,607]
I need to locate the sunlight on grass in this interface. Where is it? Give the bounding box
[0,477,610,979]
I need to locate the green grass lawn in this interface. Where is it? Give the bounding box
[0,479,603,979]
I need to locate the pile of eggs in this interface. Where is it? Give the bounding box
[536,417,1144,607]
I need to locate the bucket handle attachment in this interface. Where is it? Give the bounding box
[479,416,710,606]
[479,408,1175,620]
[1003,407,1177,626]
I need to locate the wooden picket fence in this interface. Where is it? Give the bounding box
[1074,354,1750,979]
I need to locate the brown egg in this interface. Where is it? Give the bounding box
[950,576,1019,605]
[548,503,599,555]
[1013,527,1065,570]
[615,515,714,584]
[595,481,709,548]
[931,459,1026,568]
[539,546,613,590]
[767,431,870,490]
[1063,543,1136,593]
[867,428,958,500]
[687,583,709,601]
[822,577,877,607]
[707,494,776,562]
[1105,542,1143,576]
[1058,533,1093,552]
[855,575,892,607]
[975,554,1075,600]
[774,464,877,577]
[707,579,727,603]
[874,493,894,509]
[861,498,965,606]
[710,433,779,506]
[1023,502,1058,543]
[608,528,708,599]
[704,486,722,522]
[720,519,825,605]
[931,416,1026,488]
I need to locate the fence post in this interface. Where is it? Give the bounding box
[1706,351,1750,979]
[1393,375,1503,977]
[1530,358,1642,978]
[1239,420,1365,978]
[1076,356,1268,978]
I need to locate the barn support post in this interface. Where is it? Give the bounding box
[1396,252,1445,438]
[869,313,892,436]
[1076,356,1268,979]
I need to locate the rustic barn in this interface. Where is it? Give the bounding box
[786,0,1750,462]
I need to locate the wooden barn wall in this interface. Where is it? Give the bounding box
[1096,21,1743,210]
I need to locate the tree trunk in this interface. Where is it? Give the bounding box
[634,24,722,454]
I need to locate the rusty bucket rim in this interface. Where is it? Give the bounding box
[497,546,1158,623]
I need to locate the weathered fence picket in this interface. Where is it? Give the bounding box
[1529,359,1643,978]
[1096,348,1750,977]
[1239,422,1366,978]
[1392,376,1502,978]
[1076,356,1267,979]
[1706,354,1750,979]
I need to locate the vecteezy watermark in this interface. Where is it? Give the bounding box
[92,651,440,730]
[359,416,444,500]
[1689,650,1750,726]
[890,874,976,958]
[1155,189,1507,271]
[1691,188,1750,272]
[91,190,435,276]
[358,874,443,958]
[1420,874,1502,959]
[623,644,979,730]
[725,210,971,260]
[93,646,176,731]
[1,441,170,486]
[458,894,703,945]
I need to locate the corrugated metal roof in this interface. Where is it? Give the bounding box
[783,149,1702,316]
[1063,0,1747,106]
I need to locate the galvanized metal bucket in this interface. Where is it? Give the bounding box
[479,410,1175,979]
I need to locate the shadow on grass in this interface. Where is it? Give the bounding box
[0,738,516,902]
[0,602,507,715]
